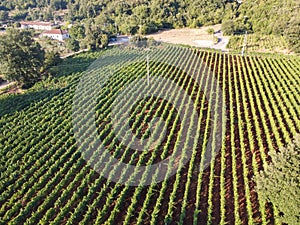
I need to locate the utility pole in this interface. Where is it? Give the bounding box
[147,53,150,85]
[241,30,247,56]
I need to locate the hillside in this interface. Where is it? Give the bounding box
[0,0,299,52]
[1,46,299,224]
[0,1,299,224]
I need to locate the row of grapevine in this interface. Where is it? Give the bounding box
[0,45,299,224]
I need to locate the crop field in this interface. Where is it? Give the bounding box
[227,34,290,54]
[0,45,300,225]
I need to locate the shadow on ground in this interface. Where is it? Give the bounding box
[53,52,104,77]
[0,88,59,117]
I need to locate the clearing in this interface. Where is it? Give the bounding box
[146,24,229,51]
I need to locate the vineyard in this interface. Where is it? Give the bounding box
[227,34,291,54]
[1,45,300,225]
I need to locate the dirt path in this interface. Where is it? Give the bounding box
[0,81,20,95]
[0,81,11,90]
[61,49,89,59]
[212,31,230,52]
[108,36,130,46]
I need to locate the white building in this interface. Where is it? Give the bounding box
[41,29,70,41]
[20,21,53,31]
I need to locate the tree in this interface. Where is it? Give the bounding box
[207,28,215,42]
[44,51,62,70]
[67,24,85,51]
[84,24,109,50]
[14,22,21,28]
[66,38,80,52]
[117,16,138,35]
[130,35,159,48]
[255,134,300,225]
[222,20,235,35]
[0,10,9,21]
[42,51,62,77]
[132,5,149,35]
[0,29,45,87]
[100,34,109,48]
[207,28,215,35]
[69,24,86,40]
[130,35,148,48]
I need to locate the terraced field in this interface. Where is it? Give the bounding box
[1,45,299,225]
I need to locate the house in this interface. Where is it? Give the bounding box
[20,21,53,31]
[41,29,70,41]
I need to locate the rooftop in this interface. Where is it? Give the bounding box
[20,21,53,26]
[42,29,68,35]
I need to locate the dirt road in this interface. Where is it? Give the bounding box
[212,30,230,52]
[0,81,10,90]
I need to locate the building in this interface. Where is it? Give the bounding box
[20,21,53,31]
[41,29,70,41]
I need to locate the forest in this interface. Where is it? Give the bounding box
[0,0,299,52]
[0,0,300,52]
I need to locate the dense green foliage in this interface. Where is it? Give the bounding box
[256,134,300,224]
[43,51,62,71]
[0,46,299,224]
[0,0,299,51]
[65,38,80,52]
[231,0,300,53]
[0,0,68,10]
[0,29,45,87]
[2,0,298,33]
[0,0,227,27]
[65,23,109,51]
[0,10,9,21]
[129,35,160,48]
[237,0,299,34]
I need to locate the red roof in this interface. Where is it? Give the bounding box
[42,29,68,35]
[20,21,53,26]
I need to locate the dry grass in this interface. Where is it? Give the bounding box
[146,24,222,47]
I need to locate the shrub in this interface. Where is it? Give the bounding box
[255,134,300,224]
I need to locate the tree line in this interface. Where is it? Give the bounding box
[221,0,300,53]
[0,0,299,52]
